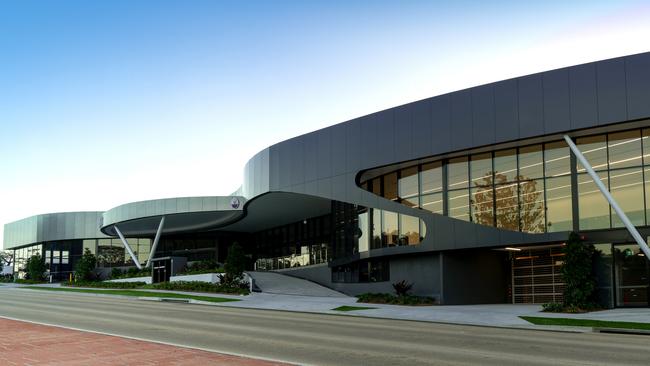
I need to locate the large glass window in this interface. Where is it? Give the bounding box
[609,168,644,227]
[372,209,382,249]
[447,157,469,190]
[382,211,398,246]
[420,162,443,194]
[519,179,545,233]
[546,176,573,232]
[608,130,642,169]
[383,172,398,201]
[471,185,494,226]
[519,145,543,180]
[495,182,520,231]
[448,189,470,221]
[398,167,419,207]
[420,192,443,214]
[545,141,571,177]
[399,214,420,245]
[470,153,492,187]
[358,211,369,253]
[578,171,610,230]
[577,135,607,172]
[494,149,517,182]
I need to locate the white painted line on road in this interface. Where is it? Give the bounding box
[0,314,304,366]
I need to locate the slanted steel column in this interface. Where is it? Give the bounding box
[114,225,143,270]
[146,216,165,268]
[564,135,650,259]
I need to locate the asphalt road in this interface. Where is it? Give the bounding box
[0,287,648,366]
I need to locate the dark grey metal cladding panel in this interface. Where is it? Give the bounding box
[288,138,305,186]
[626,53,650,120]
[303,132,318,182]
[317,177,333,199]
[268,147,281,190]
[345,117,362,174]
[450,90,473,151]
[411,99,433,158]
[451,219,477,249]
[493,79,519,142]
[330,124,347,177]
[316,128,332,180]
[543,68,571,133]
[374,110,396,166]
[471,85,496,147]
[569,63,598,130]
[277,142,292,189]
[597,58,627,125]
[430,95,451,155]
[429,215,454,250]
[393,105,413,163]
[345,172,363,203]
[360,114,380,167]
[518,74,544,139]
[331,173,347,202]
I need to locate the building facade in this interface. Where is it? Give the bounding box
[4,52,650,307]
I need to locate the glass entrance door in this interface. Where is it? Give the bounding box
[613,244,649,307]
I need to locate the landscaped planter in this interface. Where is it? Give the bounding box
[170,273,222,283]
[106,276,152,284]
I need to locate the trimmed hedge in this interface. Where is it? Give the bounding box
[144,281,249,295]
[64,281,146,289]
[357,293,436,306]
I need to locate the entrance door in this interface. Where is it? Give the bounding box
[613,244,649,307]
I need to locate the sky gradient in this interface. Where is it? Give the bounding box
[2,0,650,241]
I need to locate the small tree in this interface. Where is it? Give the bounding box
[0,251,14,272]
[224,242,246,284]
[561,232,596,308]
[25,254,46,281]
[74,248,97,282]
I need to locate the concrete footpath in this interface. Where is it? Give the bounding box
[5,283,650,331]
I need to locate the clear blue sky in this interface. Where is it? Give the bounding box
[1,0,649,241]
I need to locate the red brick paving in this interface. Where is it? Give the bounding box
[0,317,290,365]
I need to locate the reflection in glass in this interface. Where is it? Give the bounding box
[609,168,644,227]
[471,185,494,227]
[578,172,610,230]
[518,179,545,233]
[546,176,573,232]
[519,145,543,179]
[470,153,492,187]
[614,244,649,307]
[448,189,470,221]
[400,214,420,245]
[545,141,571,177]
[382,211,398,246]
[372,209,381,249]
[577,135,607,172]
[494,182,519,231]
[398,167,419,207]
[447,157,469,189]
[494,149,517,182]
[383,172,398,201]
[420,193,443,215]
[358,211,368,253]
[82,239,96,255]
[608,130,642,169]
[420,162,443,194]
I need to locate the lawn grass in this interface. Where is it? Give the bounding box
[332,305,377,312]
[520,316,650,331]
[20,286,240,303]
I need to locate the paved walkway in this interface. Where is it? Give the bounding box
[0,317,289,366]
[246,271,348,297]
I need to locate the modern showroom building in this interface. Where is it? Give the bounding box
[4,52,650,307]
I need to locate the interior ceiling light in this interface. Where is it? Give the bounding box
[504,247,521,251]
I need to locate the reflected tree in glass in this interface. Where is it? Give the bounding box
[471,172,545,232]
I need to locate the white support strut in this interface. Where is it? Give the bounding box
[114,225,143,270]
[564,135,650,259]
[146,216,166,268]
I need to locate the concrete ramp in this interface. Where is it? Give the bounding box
[246,271,348,297]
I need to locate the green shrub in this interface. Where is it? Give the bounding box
[74,248,97,282]
[357,292,435,306]
[25,254,46,281]
[392,280,413,297]
[146,280,249,295]
[562,232,597,308]
[224,242,245,284]
[15,278,47,285]
[178,260,223,275]
[0,274,13,283]
[541,302,564,312]
[64,281,146,289]
[110,268,123,279]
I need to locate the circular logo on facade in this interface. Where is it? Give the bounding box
[230,197,241,209]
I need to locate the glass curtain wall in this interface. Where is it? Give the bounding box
[360,139,573,233]
[360,126,650,233]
